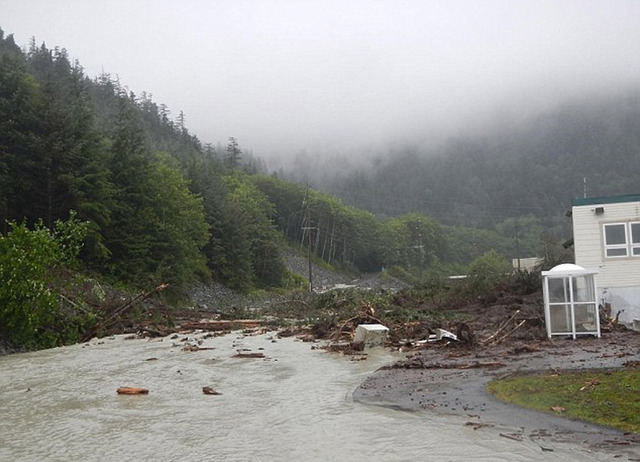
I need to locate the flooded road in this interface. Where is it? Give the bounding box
[0,331,625,461]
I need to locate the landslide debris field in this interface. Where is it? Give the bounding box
[106,276,637,364]
[75,273,640,457]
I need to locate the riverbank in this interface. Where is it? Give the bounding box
[353,328,640,458]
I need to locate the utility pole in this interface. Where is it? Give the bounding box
[515,224,521,270]
[302,187,314,292]
[413,223,424,280]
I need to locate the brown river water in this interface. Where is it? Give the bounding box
[0,332,625,461]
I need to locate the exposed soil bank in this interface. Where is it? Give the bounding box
[354,330,640,458]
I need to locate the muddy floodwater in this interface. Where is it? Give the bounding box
[0,332,628,461]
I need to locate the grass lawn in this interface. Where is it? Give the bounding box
[486,368,640,434]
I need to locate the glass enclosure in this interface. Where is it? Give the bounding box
[542,264,600,339]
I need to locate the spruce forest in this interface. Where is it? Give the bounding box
[2,28,639,348]
[282,92,640,232]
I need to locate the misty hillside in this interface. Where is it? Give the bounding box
[281,92,640,231]
[0,29,293,295]
[0,27,614,304]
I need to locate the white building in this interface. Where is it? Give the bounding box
[571,193,640,326]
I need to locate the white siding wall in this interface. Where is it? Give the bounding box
[572,201,640,325]
[573,201,640,286]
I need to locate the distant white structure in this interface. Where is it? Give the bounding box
[511,257,540,271]
[571,193,640,326]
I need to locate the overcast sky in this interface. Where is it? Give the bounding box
[3,0,640,162]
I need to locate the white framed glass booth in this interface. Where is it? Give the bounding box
[541,264,600,339]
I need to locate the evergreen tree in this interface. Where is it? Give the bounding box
[0,29,41,232]
[102,97,155,281]
[24,43,111,231]
[143,155,210,285]
[103,99,209,286]
[184,154,229,283]
[221,173,286,290]
[226,136,242,168]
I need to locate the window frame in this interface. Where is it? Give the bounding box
[631,221,640,256]
[602,221,640,258]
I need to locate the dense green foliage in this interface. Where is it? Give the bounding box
[0,214,91,348]
[466,249,513,301]
[251,174,383,272]
[250,174,559,280]
[0,28,290,296]
[380,213,447,275]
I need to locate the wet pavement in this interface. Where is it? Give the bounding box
[354,330,640,459]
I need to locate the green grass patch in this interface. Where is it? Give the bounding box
[486,369,640,433]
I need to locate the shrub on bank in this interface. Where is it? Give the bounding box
[0,213,92,349]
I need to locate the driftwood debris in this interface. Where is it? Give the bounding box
[138,327,168,338]
[182,345,215,352]
[493,320,526,344]
[481,310,520,345]
[465,421,493,430]
[499,432,523,442]
[81,284,169,342]
[202,387,222,395]
[232,351,266,359]
[330,314,384,341]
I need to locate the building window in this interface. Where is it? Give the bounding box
[603,222,640,258]
[632,222,640,256]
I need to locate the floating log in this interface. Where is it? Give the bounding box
[202,387,222,395]
[500,432,523,442]
[465,421,492,430]
[182,345,215,352]
[180,320,262,331]
[232,352,265,359]
[117,387,149,395]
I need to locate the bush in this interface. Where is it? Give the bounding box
[0,213,88,349]
[466,249,512,302]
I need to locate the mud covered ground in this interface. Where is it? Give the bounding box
[351,292,640,459]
